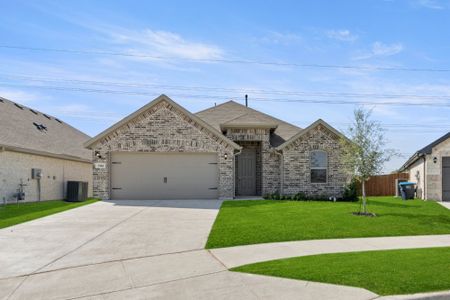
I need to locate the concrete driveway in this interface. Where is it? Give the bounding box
[0,200,376,300]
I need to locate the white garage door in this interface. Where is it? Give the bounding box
[111,152,219,200]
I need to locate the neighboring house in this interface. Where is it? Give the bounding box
[400,132,450,201]
[0,97,93,202]
[85,94,349,200]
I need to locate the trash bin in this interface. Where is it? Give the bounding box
[399,182,416,200]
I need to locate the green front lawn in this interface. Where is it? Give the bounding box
[232,247,450,295]
[206,197,450,248]
[0,199,98,229]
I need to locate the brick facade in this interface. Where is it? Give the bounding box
[225,128,281,195]
[88,97,347,200]
[282,124,347,197]
[90,100,235,200]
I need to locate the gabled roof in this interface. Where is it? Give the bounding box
[84,95,241,150]
[0,96,91,162]
[195,101,301,146]
[276,119,348,150]
[400,131,450,171]
[221,113,278,129]
[417,132,450,155]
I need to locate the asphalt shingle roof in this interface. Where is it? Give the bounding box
[0,97,91,161]
[195,101,302,147]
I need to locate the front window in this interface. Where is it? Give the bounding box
[311,150,327,183]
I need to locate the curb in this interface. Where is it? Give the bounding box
[376,290,450,300]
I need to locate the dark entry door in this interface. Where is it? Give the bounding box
[443,157,450,201]
[237,148,257,196]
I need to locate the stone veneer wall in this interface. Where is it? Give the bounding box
[282,124,347,197]
[90,100,235,200]
[426,137,450,201]
[226,128,280,195]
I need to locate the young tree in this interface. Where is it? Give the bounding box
[340,107,397,215]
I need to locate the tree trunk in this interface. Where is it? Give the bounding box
[361,181,367,214]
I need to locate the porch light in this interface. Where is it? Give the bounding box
[224,153,228,160]
[95,151,102,159]
[433,157,438,164]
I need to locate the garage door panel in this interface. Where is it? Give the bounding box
[111,152,218,200]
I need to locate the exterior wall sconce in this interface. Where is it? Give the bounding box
[433,157,438,164]
[95,151,102,159]
[224,153,228,160]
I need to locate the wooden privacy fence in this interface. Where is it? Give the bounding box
[357,173,409,196]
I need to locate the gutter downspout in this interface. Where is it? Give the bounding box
[273,149,284,195]
[233,149,242,199]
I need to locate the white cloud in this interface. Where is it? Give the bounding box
[110,29,224,60]
[0,89,42,104]
[326,29,358,42]
[258,31,303,45]
[48,104,120,121]
[414,0,446,9]
[354,41,404,60]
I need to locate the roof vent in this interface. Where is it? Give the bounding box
[33,122,47,132]
[0,98,4,103]
[43,114,51,120]
[14,103,24,110]
[29,109,38,115]
[55,118,62,124]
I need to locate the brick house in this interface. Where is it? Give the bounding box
[0,97,93,203]
[85,94,349,200]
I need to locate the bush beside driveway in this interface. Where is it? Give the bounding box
[206,197,450,248]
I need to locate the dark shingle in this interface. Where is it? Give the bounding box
[0,97,91,160]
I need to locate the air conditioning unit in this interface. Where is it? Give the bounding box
[66,181,88,202]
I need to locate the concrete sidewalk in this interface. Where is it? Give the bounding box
[210,234,450,268]
[438,201,450,210]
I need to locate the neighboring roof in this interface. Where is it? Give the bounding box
[400,131,450,171]
[276,119,348,150]
[195,101,302,147]
[0,96,91,162]
[84,95,241,150]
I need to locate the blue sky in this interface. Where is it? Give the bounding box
[1,0,450,172]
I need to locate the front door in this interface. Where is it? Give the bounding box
[443,157,450,201]
[236,147,257,196]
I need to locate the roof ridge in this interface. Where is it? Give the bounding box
[196,99,301,130]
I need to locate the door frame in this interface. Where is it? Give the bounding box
[235,147,257,196]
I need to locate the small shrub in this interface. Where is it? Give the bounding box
[272,192,281,200]
[293,192,307,201]
[342,179,359,202]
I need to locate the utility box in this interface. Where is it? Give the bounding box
[31,168,42,179]
[66,181,88,202]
